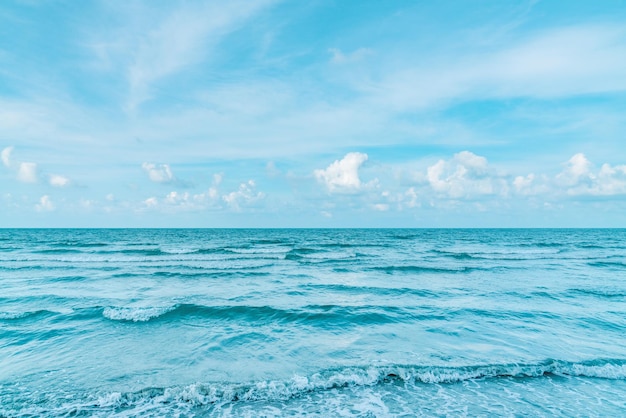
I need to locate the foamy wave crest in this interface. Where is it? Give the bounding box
[5,360,626,417]
[92,359,626,408]
[103,306,177,322]
[0,311,32,320]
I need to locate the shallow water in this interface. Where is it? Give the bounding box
[1,228,625,416]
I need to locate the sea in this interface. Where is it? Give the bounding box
[1,228,625,417]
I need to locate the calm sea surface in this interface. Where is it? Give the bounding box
[1,229,626,417]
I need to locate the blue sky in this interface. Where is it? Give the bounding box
[1,0,626,227]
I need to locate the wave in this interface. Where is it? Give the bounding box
[588,261,626,269]
[300,283,442,299]
[50,241,109,248]
[102,306,177,322]
[98,248,168,256]
[31,248,86,255]
[36,359,625,414]
[370,265,481,274]
[100,303,407,326]
[0,309,67,321]
[568,288,626,298]
[285,248,357,263]
[9,303,568,325]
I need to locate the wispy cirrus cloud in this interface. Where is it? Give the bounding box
[86,0,280,112]
[360,24,626,111]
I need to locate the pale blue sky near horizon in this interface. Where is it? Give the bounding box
[1,0,626,227]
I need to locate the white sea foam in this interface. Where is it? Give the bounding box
[88,361,626,409]
[0,311,30,319]
[102,306,176,322]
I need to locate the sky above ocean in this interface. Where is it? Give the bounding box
[1,0,626,227]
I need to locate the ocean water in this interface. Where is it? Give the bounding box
[1,228,626,417]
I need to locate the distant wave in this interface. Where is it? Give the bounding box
[31,248,86,255]
[587,261,626,269]
[7,303,578,326]
[100,303,409,326]
[50,241,109,248]
[370,265,481,274]
[0,309,67,321]
[285,248,357,263]
[102,306,177,322]
[568,288,626,298]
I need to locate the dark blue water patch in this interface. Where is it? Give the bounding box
[443,307,561,322]
[432,250,478,260]
[96,248,167,256]
[0,264,82,272]
[192,247,239,255]
[579,316,626,332]
[284,248,320,260]
[45,275,90,283]
[528,290,561,300]
[300,283,443,299]
[369,265,484,274]
[30,248,86,255]
[151,270,272,279]
[587,261,626,269]
[566,288,626,299]
[49,241,109,248]
[249,238,290,245]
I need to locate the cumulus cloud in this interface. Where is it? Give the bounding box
[49,174,70,187]
[35,195,54,212]
[556,153,594,187]
[426,151,505,198]
[2,146,73,186]
[222,180,264,211]
[556,153,626,196]
[1,146,13,168]
[142,162,175,183]
[314,152,374,193]
[2,146,38,183]
[17,162,38,183]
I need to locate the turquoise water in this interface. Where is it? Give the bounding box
[1,229,626,417]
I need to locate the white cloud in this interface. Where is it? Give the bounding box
[35,195,54,212]
[403,187,420,209]
[2,146,73,186]
[142,162,174,183]
[426,151,504,198]
[556,153,593,187]
[2,146,38,183]
[556,153,626,196]
[49,174,70,187]
[314,152,373,193]
[17,162,38,183]
[328,47,372,64]
[222,180,264,211]
[143,197,158,207]
[1,146,13,168]
[372,203,389,212]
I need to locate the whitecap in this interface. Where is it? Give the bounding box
[102,306,177,322]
